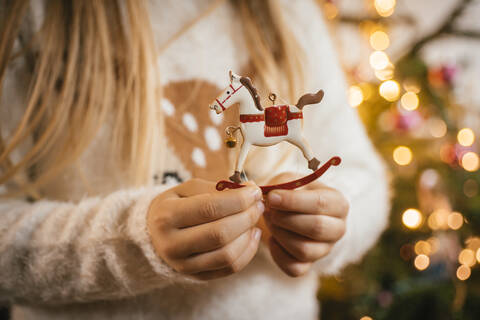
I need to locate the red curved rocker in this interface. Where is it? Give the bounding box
[216,156,341,194]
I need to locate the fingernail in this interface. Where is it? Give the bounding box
[256,201,265,212]
[253,228,262,241]
[268,192,282,206]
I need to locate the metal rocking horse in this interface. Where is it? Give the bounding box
[209,71,341,193]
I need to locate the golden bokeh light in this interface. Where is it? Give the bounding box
[374,0,396,17]
[458,249,476,267]
[427,209,449,230]
[379,80,400,101]
[477,248,480,263]
[393,146,412,166]
[428,118,447,138]
[457,128,475,147]
[369,31,390,51]
[456,265,471,281]
[414,240,432,255]
[360,317,373,320]
[461,152,479,172]
[414,254,430,270]
[402,208,422,229]
[447,211,463,230]
[400,92,419,111]
[375,63,395,81]
[348,85,364,108]
[369,51,390,70]
[466,237,480,251]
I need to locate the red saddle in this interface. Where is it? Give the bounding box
[264,105,289,137]
[265,105,288,126]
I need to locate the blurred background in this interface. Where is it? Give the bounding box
[317,0,480,319]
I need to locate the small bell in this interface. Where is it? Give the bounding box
[225,135,237,148]
[225,126,239,148]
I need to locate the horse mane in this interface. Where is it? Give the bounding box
[295,90,324,110]
[240,76,263,111]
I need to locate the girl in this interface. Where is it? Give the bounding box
[0,0,389,319]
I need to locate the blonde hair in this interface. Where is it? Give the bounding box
[0,0,304,198]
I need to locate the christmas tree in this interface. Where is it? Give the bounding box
[318,0,480,319]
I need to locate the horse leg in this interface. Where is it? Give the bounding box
[287,136,320,171]
[230,142,251,183]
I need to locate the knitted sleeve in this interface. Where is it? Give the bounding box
[0,186,197,305]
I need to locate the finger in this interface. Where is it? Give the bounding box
[174,201,264,256]
[173,185,263,227]
[268,237,311,277]
[174,178,218,197]
[266,188,349,217]
[268,210,346,242]
[191,228,262,280]
[178,228,258,274]
[267,223,332,262]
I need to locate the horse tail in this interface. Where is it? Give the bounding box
[295,90,324,110]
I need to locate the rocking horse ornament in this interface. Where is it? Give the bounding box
[209,71,341,194]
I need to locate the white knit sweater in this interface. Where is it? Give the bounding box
[0,1,390,319]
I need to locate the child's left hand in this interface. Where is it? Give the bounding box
[262,173,349,277]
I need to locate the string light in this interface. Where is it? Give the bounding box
[414,254,429,270]
[402,208,422,229]
[400,92,419,111]
[348,85,364,107]
[369,31,390,50]
[393,146,412,165]
[461,152,479,172]
[447,211,463,230]
[374,0,396,17]
[457,128,475,147]
[379,80,400,101]
[370,51,390,70]
[458,249,476,267]
[456,265,471,281]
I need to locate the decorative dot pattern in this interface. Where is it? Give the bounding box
[204,126,222,151]
[161,98,175,116]
[182,113,198,132]
[163,80,239,181]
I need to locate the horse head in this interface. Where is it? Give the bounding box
[209,71,263,114]
[209,71,244,114]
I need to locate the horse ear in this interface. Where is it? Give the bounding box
[229,70,240,83]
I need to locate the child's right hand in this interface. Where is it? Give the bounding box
[147,179,264,280]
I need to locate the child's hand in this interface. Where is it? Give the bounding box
[147,179,264,280]
[263,173,349,277]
